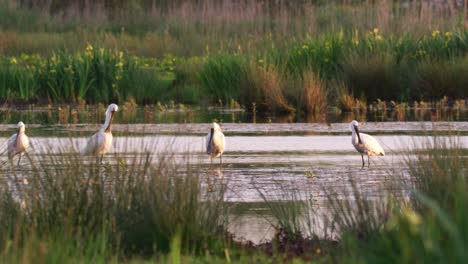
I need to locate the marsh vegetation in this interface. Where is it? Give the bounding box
[1,0,467,114]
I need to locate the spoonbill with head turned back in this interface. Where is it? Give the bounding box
[206,122,225,166]
[81,104,118,163]
[8,121,29,166]
[350,120,385,168]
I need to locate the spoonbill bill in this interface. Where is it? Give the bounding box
[81,104,118,162]
[350,120,385,168]
[206,122,225,166]
[8,121,29,166]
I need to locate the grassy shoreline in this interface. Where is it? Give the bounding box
[1,30,467,113]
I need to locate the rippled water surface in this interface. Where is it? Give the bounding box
[1,107,467,243]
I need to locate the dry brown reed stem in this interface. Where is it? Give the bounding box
[337,84,355,112]
[301,72,327,114]
[254,65,295,114]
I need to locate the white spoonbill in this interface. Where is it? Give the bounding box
[206,122,225,166]
[350,120,385,168]
[8,121,29,166]
[81,104,118,162]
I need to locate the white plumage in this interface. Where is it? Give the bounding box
[206,122,225,166]
[350,120,385,168]
[8,121,29,166]
[81,104,118,161]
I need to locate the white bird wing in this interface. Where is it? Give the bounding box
[212,131,225,154]
[360,133,385,156]
[22,134,30,151]
[81,131,105,156]
[7,133,29,157]
[7,133,17,156]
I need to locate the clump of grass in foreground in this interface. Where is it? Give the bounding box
[327,137,468,263]
[0,142,227,259]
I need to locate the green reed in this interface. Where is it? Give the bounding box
[0,47,175,104]
[198,30,466,112]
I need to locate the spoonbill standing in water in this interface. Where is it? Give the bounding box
[206,122,225,166]
[8,121,29,166]
[350,120,385,168]
[81,104,118,163]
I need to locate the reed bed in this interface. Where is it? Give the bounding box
[1,0,467,113]
[1,30,466,112]
[1,0,466,56]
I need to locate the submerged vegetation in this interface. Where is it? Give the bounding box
[0,0,466,113]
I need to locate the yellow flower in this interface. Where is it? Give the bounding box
[86,43,93,52]
[9,57,17,64]
[432,30,440,38]
[376,35,383,41]
[302,44,308,49]
[404,207,422,226]
[315,248,321,254]
[373,28,379,34]
[444,31,453,38]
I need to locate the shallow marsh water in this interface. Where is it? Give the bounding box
[0,107,467,243]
